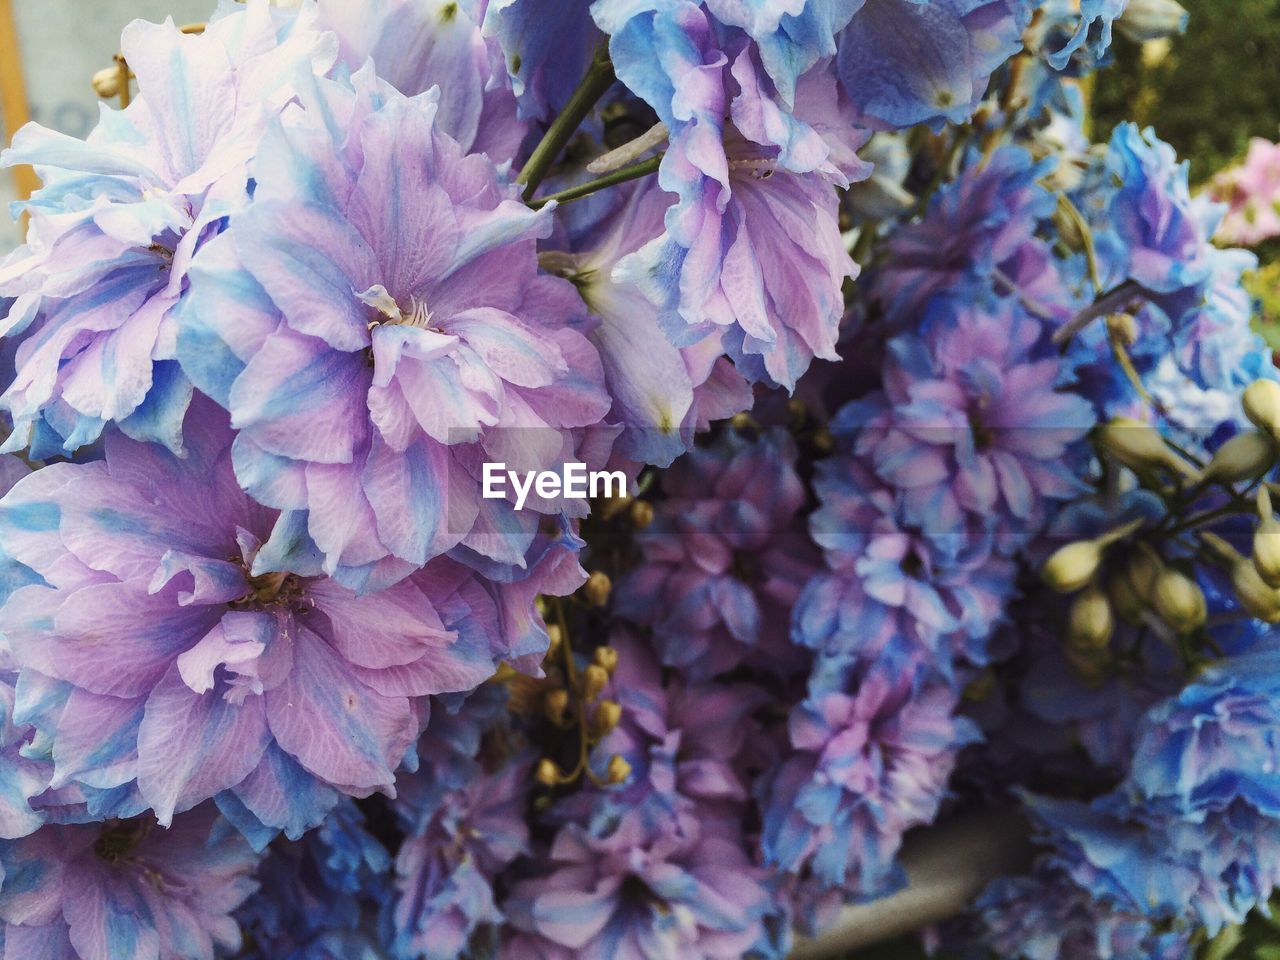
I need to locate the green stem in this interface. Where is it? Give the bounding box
[517,45,616,201]
[527,154,662,210]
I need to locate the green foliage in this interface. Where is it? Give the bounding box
[1093,0,1280,181]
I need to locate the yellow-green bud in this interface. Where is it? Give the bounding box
[543,688,569,726]
[1041,519,1145,594]
[1068,586,1114,651]
[1042,540,1103,593]
[92,65,124,99]
[1201,430,1278,485]
[1125,547,1163,600]
[1097,418,1196,477]
[605,754,632,785]
[1106,312,1138,348]
[1107,568,1147,625]
[592,700,622,736]
[1204,532,1280,623]
[1153,566,1207,632]
[581,664,609,701]
[535,758,562,787]
[582,571,612,607]
[1254,487,1280,588]
[1243,380,1280,441]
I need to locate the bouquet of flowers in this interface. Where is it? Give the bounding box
[1,1,1275,958]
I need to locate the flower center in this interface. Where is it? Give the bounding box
[358,283,435,331]
[95,818,152,863]
[230,568,305,610]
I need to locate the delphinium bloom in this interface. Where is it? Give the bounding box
[1040,0,1128,69]
[0,398,581,839]
[835,0,1032,131]
[966,866,1193,960]
[315,0,528,162]
[794,406,1018,678]
[1210,138,1280,246]
[0,804,259,960]
[500,628,779,959]
[176,68,612,590]
[846,297,1094,554]
[1099,123,1214,295]
[546,181,751,468]
[0,3,333,458]
[613,428,818,678]
[388,688,532,960]
[503,796,775,960]
[759,657,978,894]
[871,146,1063,324]
[594,0,871,389]
[236,799,392,959]
[465,0,605,121]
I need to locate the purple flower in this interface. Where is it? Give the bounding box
[468,0,605,121]
[0,805,259,960]
[548,180,752,468]
[237,799,392,959]
[759,660,977,892]
[836,0,1031,131]
[176,69,612,589]
[1044,0,1127,70]
[503,805,774,960]
[316,0,528,162]
[598,1,870,388]
[0,4,333,458]
[970,867,1193,960]
[873,146,1061,323]
[390,758,531,960]
[614,428,818,678]
[1104,123,1214,294]
[0,398,581,838]
[847,297,1094,552]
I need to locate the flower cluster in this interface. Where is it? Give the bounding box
[0,1,1276,959]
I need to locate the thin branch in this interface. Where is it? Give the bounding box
[527,154,663,210]
[517,45,616,201]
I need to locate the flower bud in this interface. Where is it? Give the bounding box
[92,65,124,99]
[592,646,619,674]
[1043,540,1103,593]
[605,754,632,785]
[1254,488,1280,588]
[630,500,654,529]
[1153,566,1207,632]
[1067,586,1114,651]
[1117,0,1189,43]
[1125,547,1162,600]
[1041,519,1145,594]
[543,688,569,725]
[1243,380,1280,441]
[1204,532,1280,623]
[1106,312,1138,348]
[1200,430,1278,485]
[582,664,609,701]
[546,623,563,657]
[1107,568,1147,625]
[1097,418,1195,477]
[592,700,622,736]
[535,758,562,787]
[582,571,612,607]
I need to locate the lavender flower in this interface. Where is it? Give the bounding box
[0,398,580,838]
[614,428,818,678]
[0,3,333,458]
[0,805,259,960]
[176,68,611,589]
[759,659,977,892]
